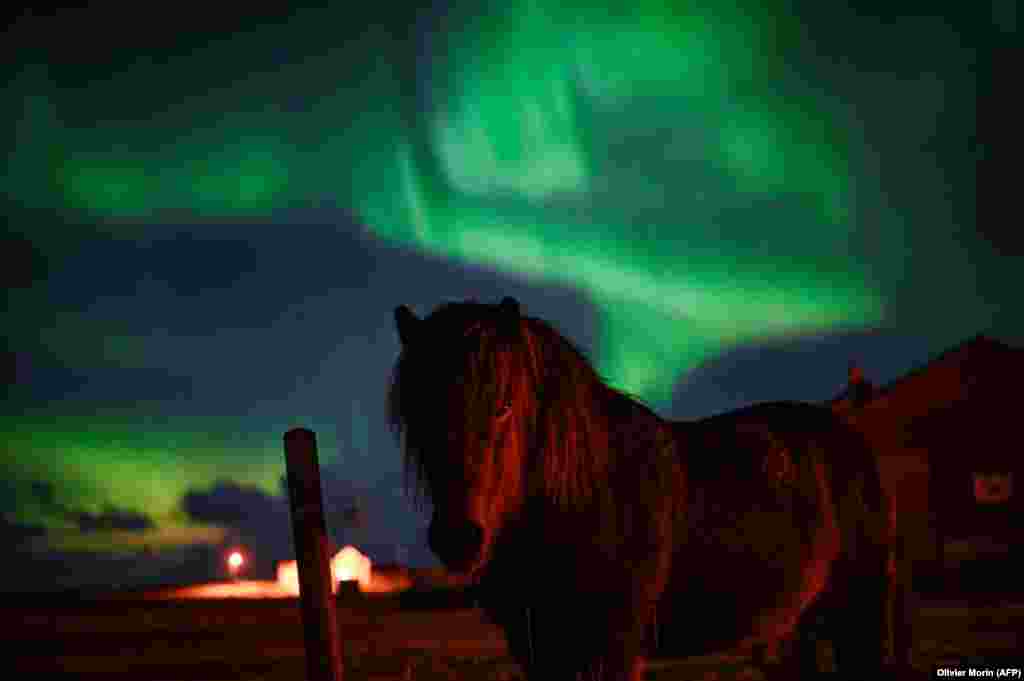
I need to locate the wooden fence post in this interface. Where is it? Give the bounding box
[284,428,344,681]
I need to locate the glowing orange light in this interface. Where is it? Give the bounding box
[277,560,300,595]
[274,546,374,596]
[332,545,372,590]
[226,549,245,575]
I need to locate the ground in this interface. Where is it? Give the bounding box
[10,586,1022,679]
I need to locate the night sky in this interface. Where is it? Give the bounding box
[3,1,1015,592]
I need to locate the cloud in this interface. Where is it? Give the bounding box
[180,480,292,577]
[42,524,227,554]
[2,477,152,535]
[1,478,68,540]
[73,506,153,533]
[182,479,288,528]
[0,478,61,514]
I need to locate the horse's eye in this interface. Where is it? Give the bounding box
[496,399,513,420]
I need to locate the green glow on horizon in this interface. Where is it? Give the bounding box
[3,414,289,552]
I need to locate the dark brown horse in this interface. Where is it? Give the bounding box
[388,297,903,680]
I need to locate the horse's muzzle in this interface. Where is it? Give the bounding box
[427,518,486,573]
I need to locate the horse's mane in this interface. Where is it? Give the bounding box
[387,301,665,512]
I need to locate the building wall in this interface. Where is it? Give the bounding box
[833,338,1023,579]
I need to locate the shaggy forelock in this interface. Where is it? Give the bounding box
[387,300,631,512]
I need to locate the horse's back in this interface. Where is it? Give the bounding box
[656,401,890,656]
[679,401,886,530]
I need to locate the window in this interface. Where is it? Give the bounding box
[973,471,1013,504]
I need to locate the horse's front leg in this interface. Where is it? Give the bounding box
[575,649,645,681]
[505,599,648,681]
[570,594,656,681]
[576,622,648,680]
[571,540,669,680]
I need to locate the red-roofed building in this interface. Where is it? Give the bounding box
[830,335,1023,589]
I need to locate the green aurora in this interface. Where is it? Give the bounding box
[4,412,298,552]
[11,1,886,403]
[5,2,995,564]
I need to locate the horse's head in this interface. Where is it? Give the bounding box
[389,297,541,579]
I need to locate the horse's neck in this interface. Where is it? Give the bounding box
[603,400,681,497]
[604,389,655,429]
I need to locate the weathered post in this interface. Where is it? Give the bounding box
[889,535,915,670]
[284,428,344,681]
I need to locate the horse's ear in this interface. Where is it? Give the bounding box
[499,297,520,317]
[395,305,420,347]
[497,296,521,337]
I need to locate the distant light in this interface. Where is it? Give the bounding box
[275,546,374,596]
[276,560,300,595]
[226,549,246,575]
[332,545,372,590]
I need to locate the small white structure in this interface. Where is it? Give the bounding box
[275,560,301,595]
[275,545,373,595]
[332,545,372,589]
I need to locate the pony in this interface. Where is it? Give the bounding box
[387,297,904,680]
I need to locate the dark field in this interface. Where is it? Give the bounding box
[10,588,1023,680]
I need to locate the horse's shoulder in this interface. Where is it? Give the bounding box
[672,402,835,483]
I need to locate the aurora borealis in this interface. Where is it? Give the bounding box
[11,1,887,401]
[3,2,1013,589]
